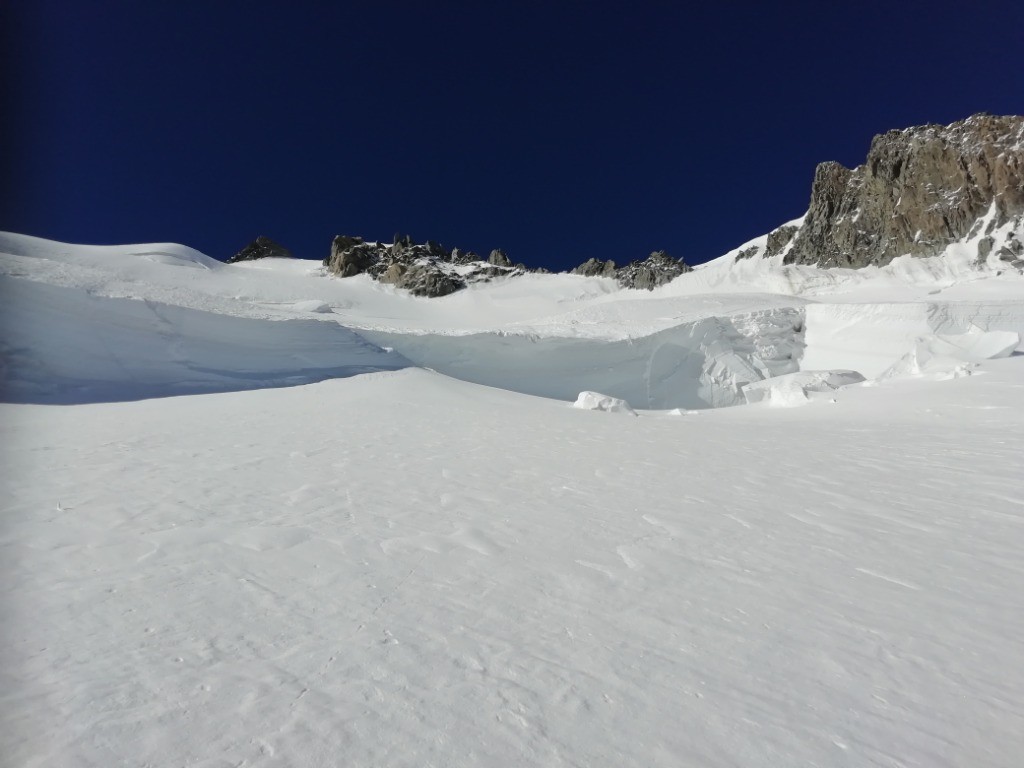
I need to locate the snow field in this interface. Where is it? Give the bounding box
[3,365,1024,767]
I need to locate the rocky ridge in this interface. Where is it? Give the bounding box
[572,250,693,289]
[228,235,294,263]
[323,235,527,297]
[742,113,1024,269]
[323,233,693,297]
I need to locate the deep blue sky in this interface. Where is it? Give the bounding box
[4,1,1023,269]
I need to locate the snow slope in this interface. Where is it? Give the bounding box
[2,231,1024,766]
[3,364,1024,768]
[669,214,1024,303]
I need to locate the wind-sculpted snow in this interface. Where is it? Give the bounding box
[801,301,1024,377]
[0,278,410,404]
[0,230,221,271]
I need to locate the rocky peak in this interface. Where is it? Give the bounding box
[228,235,294,263]
[782,113,1024,268]
[617,250,693,290]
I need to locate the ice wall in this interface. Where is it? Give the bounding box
[360,309,804,410]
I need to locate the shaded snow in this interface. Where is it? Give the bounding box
[0,278,409,404]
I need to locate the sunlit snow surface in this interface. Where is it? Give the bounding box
[2,231,1024,767]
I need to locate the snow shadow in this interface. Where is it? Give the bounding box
[0,278,411,404]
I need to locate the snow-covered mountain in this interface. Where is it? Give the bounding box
[2,115,1024,768]
[3,215,1022,409]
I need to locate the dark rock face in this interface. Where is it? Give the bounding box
[228,236,294,263]
[324,235,524,297]
[784,113,1024,268]
[571,258,617,277]
[488,249,512,267]
[329,238,378,277]
[570,251,692,290]
[617,251,692,289]
[765,225,799,258]
[997,232,1024,269]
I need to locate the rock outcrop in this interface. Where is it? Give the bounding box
[570,250,692,290]
[765,225,799,259]
[323,235,525,297]
[617,250,693,289]
[488,249,512,267]
[781,113,1024,268]
[571,258,617,278]
[228,236,294,263]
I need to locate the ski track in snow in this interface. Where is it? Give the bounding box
[2,232,1024,766]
